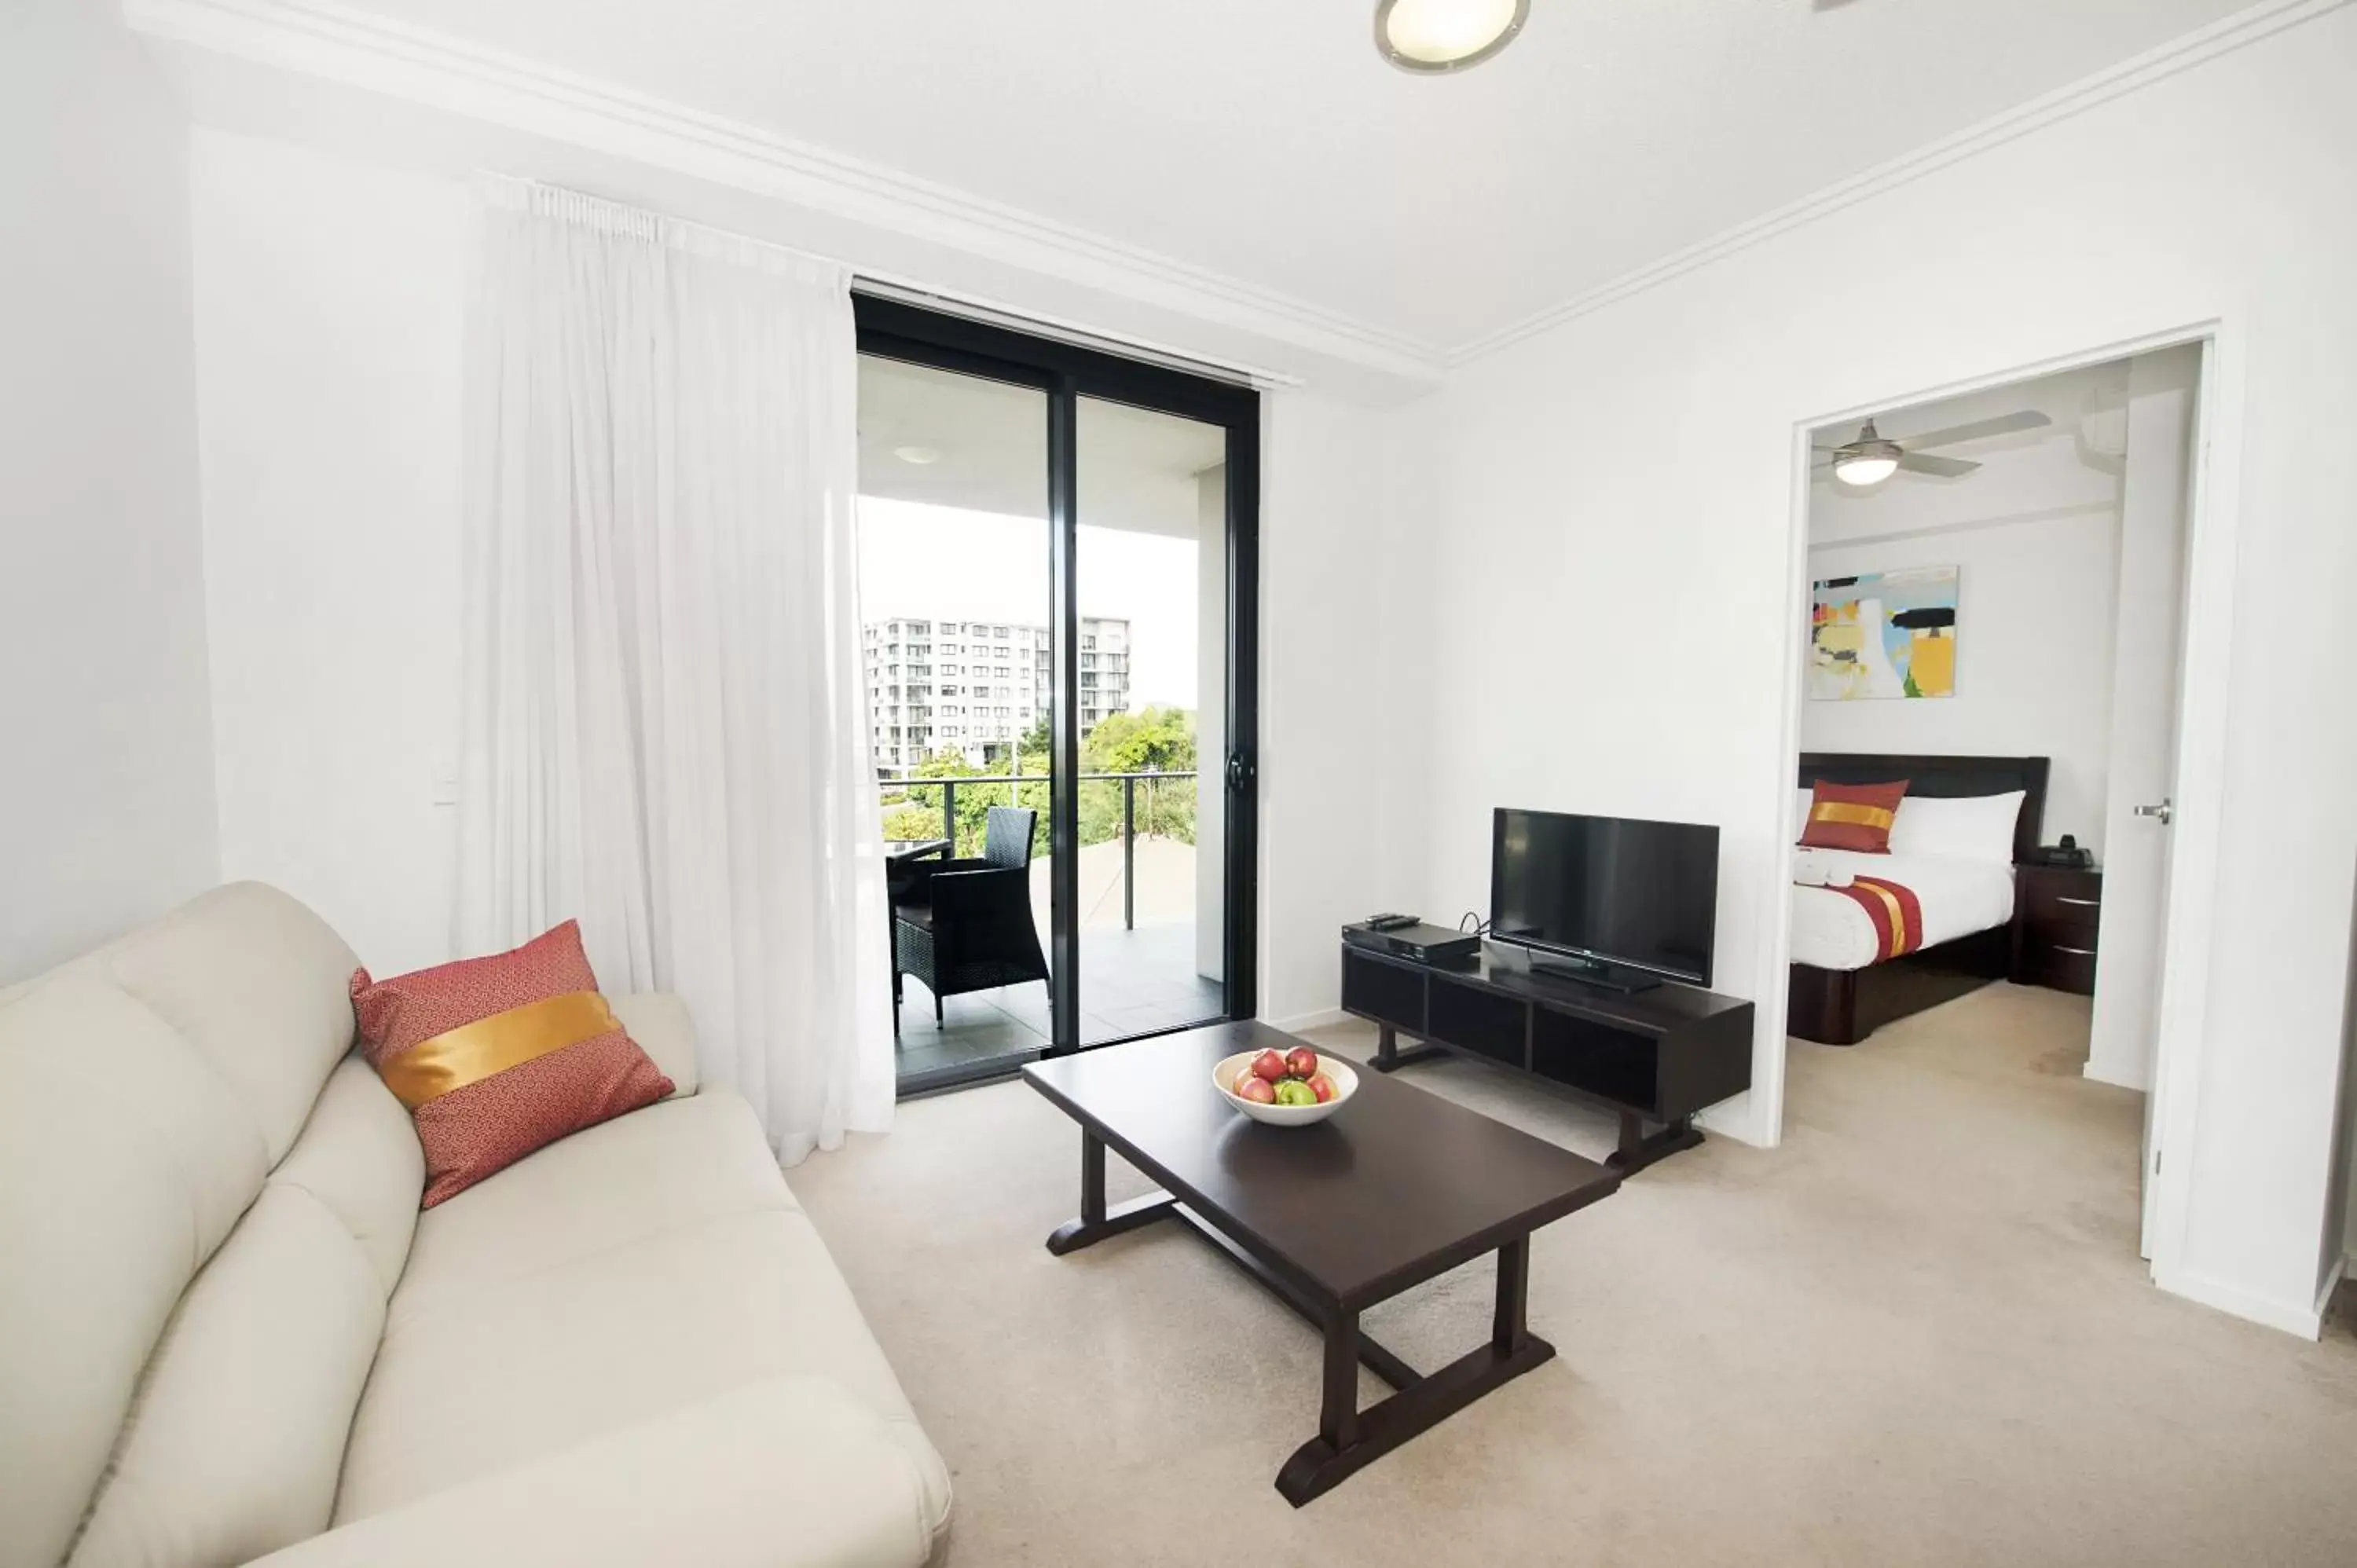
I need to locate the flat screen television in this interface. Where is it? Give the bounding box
[1490,808,1719,989]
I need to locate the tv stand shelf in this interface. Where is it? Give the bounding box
[1339,945,1754,1174]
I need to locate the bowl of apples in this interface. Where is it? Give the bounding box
[1214,1042,1358,1127]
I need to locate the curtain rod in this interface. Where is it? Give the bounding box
[477,173,1299,392]
[850,277,1301,392]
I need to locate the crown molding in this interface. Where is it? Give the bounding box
[120,0,1449,383]
[123,0,2349,382]
[1448,0,2356,368]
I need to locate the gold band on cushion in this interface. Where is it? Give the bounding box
[376,990,621,1110]
[1812,802,1896,830]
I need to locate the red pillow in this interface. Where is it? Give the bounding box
[351,921,673,1207]
[1800,779,1910,854]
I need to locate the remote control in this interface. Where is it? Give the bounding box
[1364,913,1420,932]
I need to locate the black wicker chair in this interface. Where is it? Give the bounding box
[892,806,1048,1028]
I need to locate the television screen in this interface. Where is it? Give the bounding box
[1490,808,1719,985]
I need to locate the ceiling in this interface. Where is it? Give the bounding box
[858,356,1226,537]
[295,0,2253,355]
[1808,354,2144,542]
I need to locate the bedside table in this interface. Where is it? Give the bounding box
[2013,864,2102,995]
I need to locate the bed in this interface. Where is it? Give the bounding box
[1787,753,2049,1046]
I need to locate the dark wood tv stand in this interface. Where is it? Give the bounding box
[1340,943,1754,1173]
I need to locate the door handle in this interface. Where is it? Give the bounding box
[1224,752,1254,793]
[2133,797,2174,826]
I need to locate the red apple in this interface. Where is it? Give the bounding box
[1309,1073,1339,1104]
[1235,1074,1277,1105]
[1251,1050,1288,1083]
[1285,1046,1320,1079]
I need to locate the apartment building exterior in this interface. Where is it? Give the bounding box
[863,615,1130,774]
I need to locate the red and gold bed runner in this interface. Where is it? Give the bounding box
[1827,876,1925,962]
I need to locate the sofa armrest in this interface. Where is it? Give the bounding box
[241,1376,940,1568]
[609,991,698,1098]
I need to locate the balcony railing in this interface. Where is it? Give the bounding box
[877,769,1197,931]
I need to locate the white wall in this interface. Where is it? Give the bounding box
[189,130,467,976]
[0,1,219,981]
[1387,9,2357,1333]
[1804,507,2123,853]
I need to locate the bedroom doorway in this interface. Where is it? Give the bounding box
[1772,333,2218,1270]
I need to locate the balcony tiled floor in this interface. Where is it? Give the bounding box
[894,922,1227,1084]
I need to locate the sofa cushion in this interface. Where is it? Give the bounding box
[246,1377,939,1568]
[351,921,673,1207]
[68,1185,387,1568]
[268,1057,427,1295]
[104,883,363,1164]
[388,1091,796,1321]
[337,1090,950,1543]
[607,990,698,1097]
[0,976,269,1568]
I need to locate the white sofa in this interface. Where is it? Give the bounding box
[0,883,951,1568]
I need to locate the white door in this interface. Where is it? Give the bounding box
[2084,346,2201,1256]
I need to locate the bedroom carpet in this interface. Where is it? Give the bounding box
[790,984,2357,1566]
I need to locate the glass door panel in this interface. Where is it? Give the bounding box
[856,354,1057,1090]
[1072,395,1232,1046]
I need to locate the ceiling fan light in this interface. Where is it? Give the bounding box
[1376,0,1529,72]
[1832,450,1900,487]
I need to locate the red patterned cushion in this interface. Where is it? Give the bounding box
[351,921,673,1207]
[1800,779,1910,854]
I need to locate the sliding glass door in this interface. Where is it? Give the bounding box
[1072,396,1237,1046]
[854,354,1056,1086]
[854,299,1258,1090]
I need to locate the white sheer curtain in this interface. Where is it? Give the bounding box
[454,177,893,1163]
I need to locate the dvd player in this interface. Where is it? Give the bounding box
[1341,920,1481,969]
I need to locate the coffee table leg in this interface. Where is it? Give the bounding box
[1275,1240,1556,1508]
[1494,1236,1529,1352]
[1320,1306,1362,1453]
[1047,1129,1177,1255]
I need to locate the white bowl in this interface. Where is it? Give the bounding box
[1213,1048,1359,1127]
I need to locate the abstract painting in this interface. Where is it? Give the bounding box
[1809,566,1959,701]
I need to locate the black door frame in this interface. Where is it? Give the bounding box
[854,295,1261,1054]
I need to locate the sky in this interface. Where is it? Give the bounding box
[855,496,1204,709]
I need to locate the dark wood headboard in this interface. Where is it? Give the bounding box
[1797,753,2050,864]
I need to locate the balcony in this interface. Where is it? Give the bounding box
[880,771,1223,1087]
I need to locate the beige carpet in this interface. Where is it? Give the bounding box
[791,984,2357,1566]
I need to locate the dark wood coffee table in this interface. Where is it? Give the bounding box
[1023,1021,1621,1506]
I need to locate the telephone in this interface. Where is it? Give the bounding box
[2026,833,2094,870]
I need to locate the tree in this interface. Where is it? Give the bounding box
[1083,708,1198,846]
[878,709,1202,855]
[1082,706,1197,776]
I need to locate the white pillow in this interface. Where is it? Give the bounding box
[1791,788,1813,845]
[1886,790,2025,865]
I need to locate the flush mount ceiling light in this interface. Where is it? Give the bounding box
[893,445,942,466]
[1830,433,1903,487]
[1376,0,1530,73]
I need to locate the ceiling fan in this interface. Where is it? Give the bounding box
[1814,409,2053,486]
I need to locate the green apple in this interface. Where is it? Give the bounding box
[1273,1079,1318,1107]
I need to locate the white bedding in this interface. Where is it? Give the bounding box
[1789,848,2016,972]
